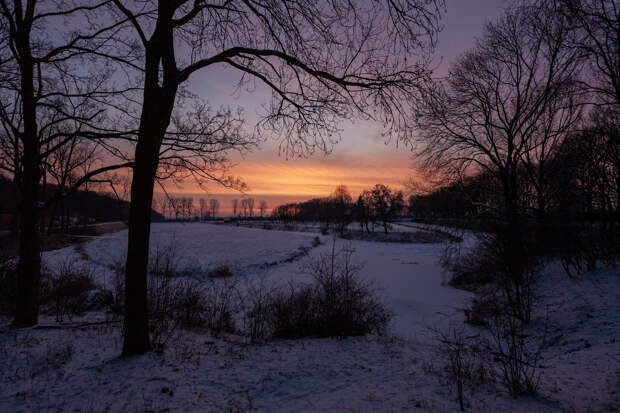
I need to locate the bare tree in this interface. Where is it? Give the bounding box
[112,0,445,355]
[169,197,182,221]
[258,200,268,218]
[199,198,208,221]
[0,0,133,326]
[246,198,255,218]
[45,140,99,232]
[183,197,194,220]
[331,185,352,236]
[101,172,132,221]
[208,198,220,219]
[232,199,239,217]
[151,196,166,219]
[355,194,371,233]
[557,0,620,106]
[368,184,394,234]
[416,0,583,321]
[562,107,620,224]
[240,198,248,218]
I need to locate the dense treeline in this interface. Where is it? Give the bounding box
[272,184,405,235]
[411,108,619,235]
[0,175,163,231]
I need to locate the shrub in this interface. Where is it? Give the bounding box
[110,246,238,348]
[148,274,210,348]
[40,260,96,322]
[463,288,502,326]
[440,233,501,289]
[241,277,276,341]
[259,243,390,339]
[434,325,486,411]
[176,281,207,328]
[109,257,126,314]
[553,225,619,277]
[148,275,241,348]
[483,312,544,396]
[149,240,182,278]
[0,260,17,316]
[202,278,239,335]
[208,265,233,278]
[442,229,537,324]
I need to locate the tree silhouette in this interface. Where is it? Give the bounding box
[0,0,133,327]
[416,0,583,321]
[106,0,445,355]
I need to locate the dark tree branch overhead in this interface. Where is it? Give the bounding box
[0,0,137,327]
[42,161,134,209]
[102,0,445,355]
[556,0,620,107]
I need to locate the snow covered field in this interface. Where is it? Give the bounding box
[41,222,471,341]
[1,223,619,412]
[43,223,324,282]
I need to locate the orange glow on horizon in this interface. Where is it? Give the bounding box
[161,161,415,200]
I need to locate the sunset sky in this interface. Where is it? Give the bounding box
[166,0,506,213]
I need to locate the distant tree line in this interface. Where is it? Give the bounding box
[272,184,406,235]
[0,175,163,232]
[151,196,269,221]
[410,113,619,229]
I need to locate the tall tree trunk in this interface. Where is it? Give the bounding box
[14,17,42,327]
[122,80,176,355]
[11,174,20,235]
[122,139,157,355]
[121,4,179,354]
[14,159,41,326]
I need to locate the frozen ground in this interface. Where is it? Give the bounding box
[1,223,619,412]
[41,222,471,341]
[42,223,324,285]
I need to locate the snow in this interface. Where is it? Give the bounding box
[42,223,471,341]
[1,222,619,412]
[43,223,324,285]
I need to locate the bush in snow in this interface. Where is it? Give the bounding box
[463,287,503,327]
[148,274,208,348]
[483,311,545,397]
[149,239,182,278]
[109,256,126,314]
[40,259,96,322]
[111,246,239,348]
[442,228,537,324]
[259,243,390,339]
[433,325,486,411]
[1,257,97,321]
[241,277,277,341]
[0,260,17,316]
[201,278,239,335]
[208,265,233,278]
